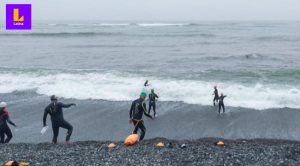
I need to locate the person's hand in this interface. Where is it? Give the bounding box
[14,124,17,127]
[72,103,76,106]
[129,119,132,124]
[151,116,154,120]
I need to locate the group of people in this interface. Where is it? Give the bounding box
[0,80,227,144]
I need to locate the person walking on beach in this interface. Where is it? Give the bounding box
[0,102,17,143]
[149,89,159,117]
[144,79,149,86]
[212,85,219,106]
[43,95,76,144]
[129,92,154,141]
[218,93,227,114]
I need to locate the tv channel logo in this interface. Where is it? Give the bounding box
[6,4,31,30]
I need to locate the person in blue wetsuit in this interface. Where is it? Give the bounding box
[218,93,227,114]
[43,95,76,144]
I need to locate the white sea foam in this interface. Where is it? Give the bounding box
[137,23,186,27]
[0,71,298,110]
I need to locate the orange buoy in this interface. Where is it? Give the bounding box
[5,161,14,166]
[156,142,164,147]
[124,134,139,146]
[108,143,116,148]
[217,141,224,145]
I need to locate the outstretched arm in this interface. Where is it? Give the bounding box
[129,102,134,119]
[142,102,152,118]
[6,115,15,126]
[155,94,159,98]
[58,102,74,108]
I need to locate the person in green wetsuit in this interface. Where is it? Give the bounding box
[129,92,154,140]
[149,89,159,117]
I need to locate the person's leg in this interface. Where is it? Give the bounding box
[153,103,156,117]
[222,104,225,113]
[60,120,73,142]
[0,129,5,143]
[137,121,146,141]
[149,103,152,114]
[213,97,216,106]
[4,127,12,143]
[218,104,221,114]
[52,124,59,144]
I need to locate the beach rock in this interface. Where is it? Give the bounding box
[0,138,300,165]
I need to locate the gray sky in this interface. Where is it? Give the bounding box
[1,0,299,21]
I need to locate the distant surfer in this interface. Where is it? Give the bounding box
[218,93,227,114]
[43,95,76,144]
[129,92,154,141]
[149,89,159,117]
[0,102,17,143]
[212,86,219,106]
[144,79,149,86]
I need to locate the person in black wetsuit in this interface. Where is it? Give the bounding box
[218,93,227,114]
[0,102,17,143]
[212,85,219,106]
[149,89,159,117]
[43,95,76,144]
[144,79,149,86]
[129,92,154,141]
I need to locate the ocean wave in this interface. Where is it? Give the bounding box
[137,23,188,27]
[43,22,203,27]
[255,36,298,42]
[0,32,122,37]
[135,33,215,37]
[0,69,299,110]
[92,23,130,26]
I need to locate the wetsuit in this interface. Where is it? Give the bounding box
[218,96,227,113]
[213,89,219,106]
[0,109,15,143]
[129,98,152,140]
[43,102,74,143]
[149,93,159,116]
[144,82,148,86]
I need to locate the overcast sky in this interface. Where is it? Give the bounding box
[1,0,299,21]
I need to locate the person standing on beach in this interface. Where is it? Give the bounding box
[43,95,76,144]
[0,102,17,143]
[144,79,149,86]
[129,92,154,141]
[212,86,219,106]
[149,89,159,117]
[218,93,227,114]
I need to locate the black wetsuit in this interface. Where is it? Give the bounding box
[144,81,148,86]
[213,89,219,106]
[43,102,74,143]
[149,93,159,116]
[0,109,15,143]
[218,95,227,113]
[129,98,152,140]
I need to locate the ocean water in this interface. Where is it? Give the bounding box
[0,21,300,142]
